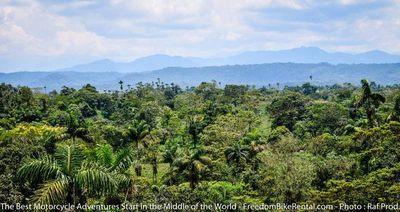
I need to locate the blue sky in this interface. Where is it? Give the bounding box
[1,0,400,72]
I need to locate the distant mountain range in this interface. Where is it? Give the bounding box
[2,63,400,90]
[54,47,400,73]
[2,47,400,90]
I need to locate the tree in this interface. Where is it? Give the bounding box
[352,79,385,127]
[142,133,161,183]
[310,163,400,205]
[188,115,204,147]
[17,143,117,205]
[127,120,149,149]
[4,80,400,205]
[296,101,348,136]
[174,92,207,147]
[93,144,134,172]
[92,144,134,202]
[268,92,309,131]
[195,81,219,101]
[0,124,65,204]
[126,120,149,177]
[119,80,124,91]
[65,105,91,142]
[0,83,18,117]
[301,83,317,95]
[162,140,179,168]
[223,84,248,106]
[257,140,316,203]
[224,141,250,171]
[60,86,75,96]
[388,94,400,122]
[172,148,212,189]
[137,101,164,130]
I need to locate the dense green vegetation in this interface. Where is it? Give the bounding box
[1,79,399,208]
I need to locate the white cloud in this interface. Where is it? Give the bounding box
[0,0,399,71]
[0,2,107,56]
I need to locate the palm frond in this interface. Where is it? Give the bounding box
[96,144,114,168]
[112,172,132,188]
[113,147,134,171]
[32,178,69,205]
[16,156,64,184]
[371,93,386,106]
[75,162,117,196]
[55,143,83,175]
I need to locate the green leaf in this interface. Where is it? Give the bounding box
[33,178,69,205]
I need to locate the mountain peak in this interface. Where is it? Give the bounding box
[361,50,390,56]
[51,47,400,73]
[292,46,326,53]
[89,59,114,64]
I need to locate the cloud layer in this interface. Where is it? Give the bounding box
[1,0,399,72]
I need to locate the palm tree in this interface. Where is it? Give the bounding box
[188,115,204,147]
[171,148,211,189]
[127,120,149,177]
[118,80,124,91]
[149,151,158,183]
[352,79,385,127]
[162,141,179,168]
[142,134,160,183]
[93,144,134,202]
[224,142,250,171]
[248,140,266,171]
[94,144,134,171]
[127,120,149,149]
[17,143,117,205]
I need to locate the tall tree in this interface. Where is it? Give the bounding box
[127,120,149,177]
[171,148,211,189]
[268,92,309,131]
[127,120,149,149]
[118,80,124,91]
[92,144,134,202]
[142,133,160,183]
[352,79,385,127]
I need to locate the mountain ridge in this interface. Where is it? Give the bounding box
[50,47,400,73]
[2,62,400,90]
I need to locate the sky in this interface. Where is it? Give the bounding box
[1,0,400,72]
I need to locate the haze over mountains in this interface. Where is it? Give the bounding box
[1,47,400,90]
[2,63,400,91]
[54,47,400,73]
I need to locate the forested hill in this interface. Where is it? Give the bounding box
[1,63,400,90]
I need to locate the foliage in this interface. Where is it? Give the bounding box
[0,80,399,206]
[268,91,309,131]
